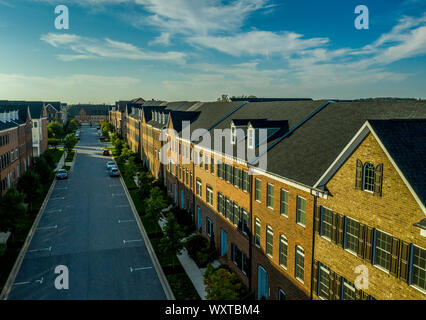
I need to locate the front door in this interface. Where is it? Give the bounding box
[174,184,177,203]
[181,190,184,209]
[197,206,202,232]
[220,229,228,257]
[257,266,268,300]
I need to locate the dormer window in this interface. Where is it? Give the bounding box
[247,126,254,149]
[355,160,383,196]
[231,124,236,144]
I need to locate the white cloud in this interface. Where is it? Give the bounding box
[40,33,186,63]
[149,32,171,46]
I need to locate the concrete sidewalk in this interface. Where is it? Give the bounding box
[158,214,220,300]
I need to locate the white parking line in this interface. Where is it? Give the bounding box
[123,239,142,244]
[55,187,68,190]
[109,185,121,187]
[116,205,129,208]
[46,209,62,213]
[130,266,153,272]
[118,219,134,223]
[112,193,125,197]
[28,247,52,253]
[50,197,65,201]
[36,225,58,231]
[13,281,31,286]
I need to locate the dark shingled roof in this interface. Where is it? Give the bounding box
[0,104,28,131]
[368,119,426,206]
[69,105,113,116]
[0,100,45,119]
[266,99,426,187]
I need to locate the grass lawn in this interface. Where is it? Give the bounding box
[167,272,201,300]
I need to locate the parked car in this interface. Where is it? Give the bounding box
[106,161,115,170]
[56,169,68,180]
[109,168,120,177]
[103,149,110,156]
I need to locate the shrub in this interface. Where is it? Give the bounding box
[185,234,212,267]
[172,208,195,235]
[204,264,249,300]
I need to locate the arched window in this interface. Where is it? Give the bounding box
[363,162,375,191]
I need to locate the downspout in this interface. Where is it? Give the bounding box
[310,194,317,300]
[248,169,253,293]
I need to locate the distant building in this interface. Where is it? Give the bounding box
[68,105,113,125]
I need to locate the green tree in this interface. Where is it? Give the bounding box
[0,188,26,242]
[47,121,64,138]
[204,265,246,300]
[145,187,167,221]
[17,171,42,212]
[160,213,185,268]
[48,138,60,150]
[124,156,138,183]
[64,133,78,154]
[66,120,78,134]
[33,156,53,184]
[137,171,153,199]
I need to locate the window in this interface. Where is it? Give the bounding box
[254,218,261,248]
[242,171,249,192]
[296,197,306,226]
[342,279,356,300]
[321,207,333,239]
[205,155,209,171]
[374,229,392,271]
[199,152,203,168]
[231,244,249,276]
[318,263,330,299]
[186,169,189,185]
[255,178,261,202]
[279,235,288,269]
[266,226,273,257]
[295,246,304,282]
[345,217,359,253]
[190,172,193,190]
[206,186,213,206]
[226,164,232,183]
[217,162,223,179]
[412,245,426,291]
[248,127,254,149]
[278,289,286,301]
[226,198,232,221]
[231,125,236,144]
[233,203,240,227]
[363,162,375,192]
[266,184,274,209]
[280,190,288,216]
[234,167,241,188]
[242,209,249,235]
[217,193,224,214]
[206,218,213,237]
[196,179,202,197]
[210,157,214,174]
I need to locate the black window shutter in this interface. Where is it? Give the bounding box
[357,224,365,258]
[337,214,345,248]
[334,274,341,300]
[389,237,400,277]
[355,159,363,190]
[364,227,374,262]
[374,164,383,196]
[314,206,321,235]
[312,260,319,297]
[399,241,410,282]
[331,212,338,244]
[328,271,335,300]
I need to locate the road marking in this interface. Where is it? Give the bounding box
[35,277,44,284]
[112,193,125,197]
[28,247,52,253]
[13,281,31,286]
[130,266,153,272]
[118,219,134,223]
[36,225,58,231]
[55,187,68,190]
[46,209,62,213]
[109,185,121,187]
[50,197,65,201]
[123,239,142,244]
[116,204,129,208]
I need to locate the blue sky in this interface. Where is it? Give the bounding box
[0,0,425,104]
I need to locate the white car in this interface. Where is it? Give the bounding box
[106,161,116,170]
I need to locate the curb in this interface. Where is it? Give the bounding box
[118,173,176,300]
[0,177,57,300]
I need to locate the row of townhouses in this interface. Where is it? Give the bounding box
[109,98,426,300]
[0,101,61,195]
[68,104,113,125]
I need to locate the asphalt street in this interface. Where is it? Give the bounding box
[7,126,167,300]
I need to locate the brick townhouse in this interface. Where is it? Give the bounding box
[69,105,113,126]
[0,104,33,195]
[45,102,64,124]
[0,101,49,158]
[115,98,426,300]
[312,117,426,300]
